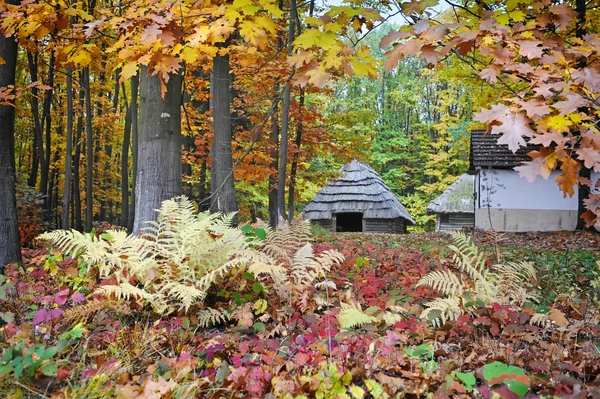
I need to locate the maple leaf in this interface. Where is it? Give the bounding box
[419,44,438,65]
[384,43,405,72]
[571,67,600,92]
[141,24,162,44]
[518,40,545,58]
[515,99,550,120]
[479,65,502,83]
[491,112,534,153]
[515,148,557,182]
[530,131,568,147]
[576,147,600,172]
[121,61,138,81]
[554,157,580,198]
[379,29,411,48]
[552,92,588,116]
[545,114,573,133]
[287,50,313,68]
[473,103,509,123]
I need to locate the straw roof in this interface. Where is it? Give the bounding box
[302,160,415,224]
[427,174,474,214]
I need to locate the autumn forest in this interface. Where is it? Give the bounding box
[1,0,600,397]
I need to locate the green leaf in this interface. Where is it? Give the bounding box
[42,346,59,360]
[14,362,24,379]
[254,228,267,240]
[1,347,13,363]
[0,363,12,376]
[505,380,529,399]
[215,362,229,384]
[252,322,265,332]
[252,282,264,293]
[242,272,255,281]
[41,362,58,377]
[483,361,526,381]
[100,232,113,242]
[181,316,190,329]
[453,371,476,391]
[241,224,253,234]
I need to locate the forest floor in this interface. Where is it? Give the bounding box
[1,229,599,398]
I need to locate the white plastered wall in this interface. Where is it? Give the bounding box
[475,169,580,232]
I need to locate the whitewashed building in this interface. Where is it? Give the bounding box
[470,130,599,232]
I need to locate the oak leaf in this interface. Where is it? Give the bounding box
[490,112,534,153]
[554,157,579,198]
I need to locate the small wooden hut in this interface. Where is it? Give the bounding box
[426,174,474,231]
[302,160,415,233]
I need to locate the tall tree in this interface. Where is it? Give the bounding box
[0,4,21,268]
[210,53,238,214]
[132,67,183,233]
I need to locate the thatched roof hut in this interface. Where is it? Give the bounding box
[426,174,474,231]
[302,160,414,233]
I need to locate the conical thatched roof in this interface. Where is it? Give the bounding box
[302,160,415,224]
[427,174,474,214]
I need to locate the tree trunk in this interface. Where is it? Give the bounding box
[288,90,304,220]
[74,81,84,231]
[83,67,94,231]
[42,54,55,217]
[121,83,131,227]
[276,0,296,221]
[127,74,139,232]
[132,67,183,234]
[210,53,238,214]
[268,100,280,226]
[61,69,74,228]
[0,23,21,269]
[26,52,48,202]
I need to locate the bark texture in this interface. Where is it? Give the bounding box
[132,67,183,234]
[0,27,21,269]
[210,53,238,214]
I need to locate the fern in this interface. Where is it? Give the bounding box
[417,232,539,327]
[38,196,268,315]
[338,302,377,329]
[197,308,231,328]
[257,218,343,304]
[420,297,463,327]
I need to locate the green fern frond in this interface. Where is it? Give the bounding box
[338,302,378,329]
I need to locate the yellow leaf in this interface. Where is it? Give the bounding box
[349,385,365,399]
[545,115,573,133]
[495,13,510,25]
[254,299,267,315]
[509,10,526,22]
[121,62,138,81]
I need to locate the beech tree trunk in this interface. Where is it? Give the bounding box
[210,53,238,214]
[0,22,21,269]
[132,67,183,234]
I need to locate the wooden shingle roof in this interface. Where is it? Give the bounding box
[470,129,537,169]
[302,160,415,224]
[427,174,474,214]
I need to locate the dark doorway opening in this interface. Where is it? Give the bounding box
[335,212,363,232]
